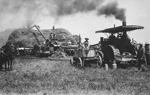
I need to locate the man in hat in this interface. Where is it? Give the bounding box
[83,38,90,57]
[137,44,148,71]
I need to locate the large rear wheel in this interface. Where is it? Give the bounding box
[104,45,120,67]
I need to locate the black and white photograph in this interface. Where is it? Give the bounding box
[0,0,150,95]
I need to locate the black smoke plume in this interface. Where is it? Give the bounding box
[0,0,47,29]
[0,0,104,30]
[52,0,103,16]
[97,1,126,21]
[0,0,126,31]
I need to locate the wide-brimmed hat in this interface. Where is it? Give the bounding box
[85,38,89,40]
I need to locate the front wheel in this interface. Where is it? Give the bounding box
[97,55,103,67]
[70,57,74,66]
[78,57,84,67]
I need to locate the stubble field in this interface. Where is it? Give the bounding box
[0,57,150,95]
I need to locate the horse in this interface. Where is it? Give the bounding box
[1,43,15,70]
[0,50,9,70]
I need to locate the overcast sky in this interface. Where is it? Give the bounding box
[0,0,150,44]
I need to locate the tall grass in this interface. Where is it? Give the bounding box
[0,58,150,95]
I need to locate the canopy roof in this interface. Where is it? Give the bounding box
[95,25,144,34]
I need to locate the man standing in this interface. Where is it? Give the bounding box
[145,43,150,65]
[137,44,148,71]
[83,38,90,57]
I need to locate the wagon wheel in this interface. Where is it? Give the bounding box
[97,55,102,67]
[78,57,84,67]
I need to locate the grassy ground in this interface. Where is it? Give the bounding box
[0,58,150,95]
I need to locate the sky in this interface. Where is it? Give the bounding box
[0,0,150,44]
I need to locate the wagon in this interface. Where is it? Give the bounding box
[70,47,103,67]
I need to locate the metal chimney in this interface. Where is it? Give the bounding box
[122,21,127,36]
[122,21,126,26]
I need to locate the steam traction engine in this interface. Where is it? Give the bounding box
[95,21,144,68]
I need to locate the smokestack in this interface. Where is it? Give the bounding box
[122,21,126,26]
[122,21,127,36]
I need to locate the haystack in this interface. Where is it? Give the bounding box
[7,28,77,47]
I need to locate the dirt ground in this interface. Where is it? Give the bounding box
[0,58,150,95]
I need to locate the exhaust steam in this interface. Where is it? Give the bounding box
[97,1,126,21]
[0,0,126,31]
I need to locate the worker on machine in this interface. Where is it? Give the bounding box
[49,26,56,43]
[109,33,116,45]
[68,40,72,45]
[83,38,90,57]
[45,39,50,46]
[120,32,134,54]
[49,33,56,42]
[52,25,55,30]
[121,32,131,43]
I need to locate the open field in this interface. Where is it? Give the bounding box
[0,58,150,95]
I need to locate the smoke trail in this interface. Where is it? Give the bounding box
[0,0,126,31]
[52,0,103,16]
[97,1,126,21]
[0,0,105,30]
[0,0,48,29]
